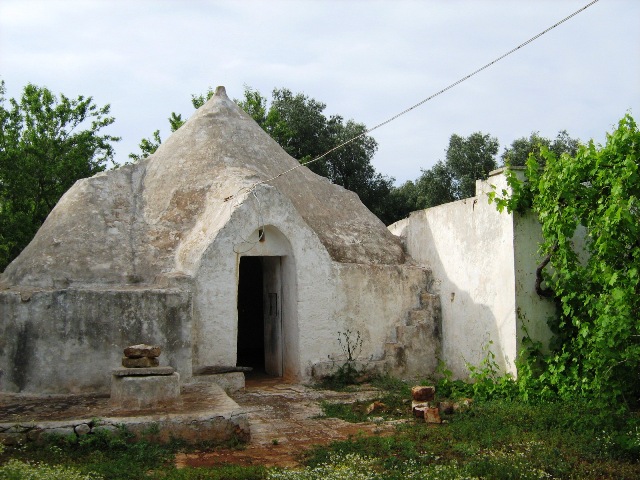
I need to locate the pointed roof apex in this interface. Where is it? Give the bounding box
[214,86,227,98]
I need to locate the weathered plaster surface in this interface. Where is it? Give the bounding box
[0,288,191,393]
[390,170,555,378]
[331,264,430,364]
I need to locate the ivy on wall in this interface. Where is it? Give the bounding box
[490,114,640,407]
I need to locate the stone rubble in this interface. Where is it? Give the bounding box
[409,385,473,424]
[122,344,162,368]
[124,344,162,359]
[411,385,435,402]
[122,356,160,368]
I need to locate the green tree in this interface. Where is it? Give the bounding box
[446,132,499,199]
[385,180,420,222]
[501,130,580,167]
[414,160,457,209]
[128,129,161,162]
[409,132,498,210]
[491,114,640,407]
[0,81,119,271]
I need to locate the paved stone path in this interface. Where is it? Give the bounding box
[175,376,401,468]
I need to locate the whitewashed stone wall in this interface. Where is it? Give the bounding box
[389,169,555,379]
[0,287,192,393]
[192,184,431,383]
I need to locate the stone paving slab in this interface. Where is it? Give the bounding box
[0,383,248,445]
[176,377,405,468]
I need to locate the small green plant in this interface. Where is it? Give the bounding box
[434,361,473,400]
[465,341,518,401]
[141,422,160,439]
[318,329,370,389]
[337,329,363,363]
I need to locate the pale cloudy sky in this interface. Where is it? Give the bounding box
[0,0,638,184]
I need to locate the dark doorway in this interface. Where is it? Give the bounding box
[237,256,265,371]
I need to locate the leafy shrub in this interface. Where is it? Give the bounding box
[490,113,640,407]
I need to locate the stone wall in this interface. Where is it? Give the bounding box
[0,287,192,393]
[389,169,555,379]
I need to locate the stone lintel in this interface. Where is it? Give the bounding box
[112,366,175,377]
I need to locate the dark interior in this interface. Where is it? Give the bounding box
[236,256,265,372]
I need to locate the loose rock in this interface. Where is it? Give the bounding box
[412,402,431,418]
[74,423,91,435]
[124,344,161,358]
[365,401,386,415]
[411,385,435,402]
[122,356,159,368]
[423,407,442,424]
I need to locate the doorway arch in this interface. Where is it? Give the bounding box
[236,225,299,379]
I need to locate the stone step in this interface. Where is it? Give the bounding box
[407,309,429,326]
[384,343,404,361]
[396,324,419,343]
[420,292,440,307]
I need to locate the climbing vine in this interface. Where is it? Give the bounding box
[490,114,640,407]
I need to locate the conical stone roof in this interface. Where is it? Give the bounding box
[1,86,404,288]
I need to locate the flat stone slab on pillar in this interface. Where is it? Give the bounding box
[111,372,180,409]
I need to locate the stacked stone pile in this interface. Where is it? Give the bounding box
[111,343,180,409]
[122,344,161,368]
[411,385,472,424]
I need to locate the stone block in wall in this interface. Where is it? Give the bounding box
[407,309,429,326]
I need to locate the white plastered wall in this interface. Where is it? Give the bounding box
[390,170,555,379]
[190,184,431,381]
[330,264,430,365]
[191,184,333,381]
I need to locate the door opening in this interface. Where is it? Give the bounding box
[236,257,265,371]
[237,256,283,377]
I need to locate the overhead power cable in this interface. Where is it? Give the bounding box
[225,0,600,203]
